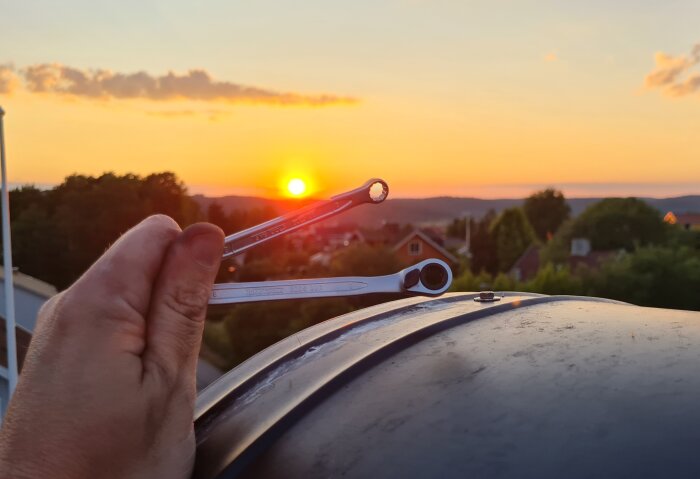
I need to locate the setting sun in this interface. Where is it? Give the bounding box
[287,178,307,197]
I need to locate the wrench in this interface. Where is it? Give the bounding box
[209,259,452,305]
[222,178,388,259]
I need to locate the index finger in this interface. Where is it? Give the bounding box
[71,214,181,319]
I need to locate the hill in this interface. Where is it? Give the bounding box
[192,194,700,228]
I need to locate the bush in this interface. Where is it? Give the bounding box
[589,246,700,310]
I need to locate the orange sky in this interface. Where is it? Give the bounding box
[2,1,700,199]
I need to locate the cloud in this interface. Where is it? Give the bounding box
[2,62,356,106]
[644,44,700,97]
[0,64,19,94]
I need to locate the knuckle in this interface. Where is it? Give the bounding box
[34,291,69,334]
[143,214,181,237]
[35,289,82,340]
[162,282,210,321]
[36,292,62,321]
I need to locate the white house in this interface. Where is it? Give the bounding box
[0,269,57,418]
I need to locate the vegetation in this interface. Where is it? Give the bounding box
[489,207,536,271]
[451,194,700,311]
[7,173,700,369]
[523,188,571,241]
[9,172,199,289]
[567,197,666,251]
[451,245,700,311]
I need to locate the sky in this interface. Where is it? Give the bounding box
[1,0,700,199]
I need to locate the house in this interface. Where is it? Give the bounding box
[0,269,57,418]
[393,229,458,269]
[510,245,540,281]
[509,238,617,281]
[287,222,366,253]
[664,211,700,231]
[361,222,409,247]
[568,251,617,271]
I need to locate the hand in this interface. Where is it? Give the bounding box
[0,215,224,479]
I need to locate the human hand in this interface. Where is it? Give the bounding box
[0,215,224,479]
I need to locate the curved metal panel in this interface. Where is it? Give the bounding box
[194,293,700,479]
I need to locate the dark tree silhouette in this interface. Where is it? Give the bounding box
[8,172,199,289]
[489,207,536,272]
[571,197,667,251]
[523,188,571,241]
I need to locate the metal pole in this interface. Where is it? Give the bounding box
[0,106,18,397]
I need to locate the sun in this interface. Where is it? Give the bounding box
[287,178,307,197]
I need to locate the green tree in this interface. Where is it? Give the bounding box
[539,219,574,265]
[9,171,200,289]
[450,270,494,292]
[523,188,571,241]
[206,201,228,231]
[470,211,499,275]
[330,243,401,276]
[588,246,700,311]
[523,264,584,295]
[490,207,536,272]
[447,217,466,238]
[571,198,667,251]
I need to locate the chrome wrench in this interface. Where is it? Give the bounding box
[222,178,389,259]
[209,259,452,305]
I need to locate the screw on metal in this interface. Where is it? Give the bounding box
[474,291,501,303]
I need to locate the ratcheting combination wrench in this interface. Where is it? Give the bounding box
[209,259,452,304]
[222,178,389,259]
[209,178,453,305]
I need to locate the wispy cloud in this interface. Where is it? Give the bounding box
[0,62,357,107]
[0,64,18,94]
[644,44,700,98]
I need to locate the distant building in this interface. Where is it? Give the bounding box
[664,211,700,231]
[510,245,540,281]
[361,222,408,247]
[568,250,618,272]
[568,238,618,271]
[509,237,617,281]
[393,230,458,269]
[287,222,366,253]
[570,238,592,257]
[0,269,57,418]
[309,251,333,267]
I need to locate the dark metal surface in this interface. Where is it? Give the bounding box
[194,293,700,479]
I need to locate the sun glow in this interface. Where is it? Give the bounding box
[287,178,307,197]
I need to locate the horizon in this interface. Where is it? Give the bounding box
[10,179,700,201]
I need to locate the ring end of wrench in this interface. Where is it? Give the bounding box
[332,178,389,205]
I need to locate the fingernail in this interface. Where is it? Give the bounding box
[188,232,223,268]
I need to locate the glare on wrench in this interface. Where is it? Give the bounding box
[209,259,452,305]
[222,178,388,259]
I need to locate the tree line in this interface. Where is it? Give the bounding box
[447,189,700,311]
[7,173,700,369]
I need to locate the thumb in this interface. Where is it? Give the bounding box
[143,223,224,387]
